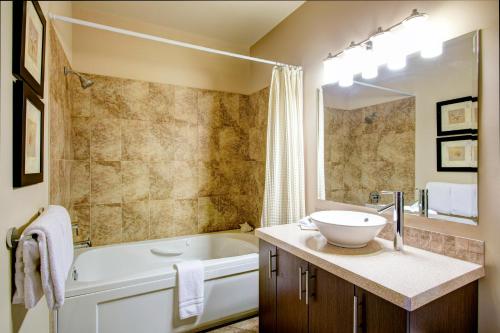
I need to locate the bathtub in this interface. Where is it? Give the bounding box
[56,232,259,333]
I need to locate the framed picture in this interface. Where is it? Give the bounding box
[436,96,478,136]
[437,135,477,172]
[13,80,44,187]
[13,0,46,97]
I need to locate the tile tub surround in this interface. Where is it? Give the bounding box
[256,223,485,311]
[50,52,270,246]
[48,26,79,232]
[324,97,415,205]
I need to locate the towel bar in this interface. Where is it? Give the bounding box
[6,207,45,250]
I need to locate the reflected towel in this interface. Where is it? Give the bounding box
[426,182,452,215]
[450,183,477,217]
[174,260,204,320]
[13,205,74,309]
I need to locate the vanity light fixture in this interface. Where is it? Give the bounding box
[323,8,443,87]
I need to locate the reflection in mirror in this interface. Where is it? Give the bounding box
[317,31,479,225]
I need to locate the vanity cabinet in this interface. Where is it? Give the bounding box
[259,240,478,333]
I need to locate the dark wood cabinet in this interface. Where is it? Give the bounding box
[259,240,478,333]
[276,248,308,333]
[355,287,408,333]
[308,265,354,333]
[259,240,277,333]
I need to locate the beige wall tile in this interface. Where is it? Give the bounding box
[71,117,90,160]
[122,200,149,242]
[122,161,150,202]
[174,120,198,161]
[198,196,222,233]
[122,80,150,120]
[174,199,198,236]
[91,204,122,246]
[149,161,175,200]
[150,122,175,162]
[175,86,198,124]
[70,160,90,205]
[121,120,151,161]
[150,199,175,239]
[90,75,127,119]
[172,161,198,199]
[91,161,122,204]
[148,83,174,122]
[91,118,121,161]
[198,90,222,129]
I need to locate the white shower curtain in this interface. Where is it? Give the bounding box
[262,66,305,227]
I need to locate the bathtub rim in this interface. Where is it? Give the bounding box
[66,230,259,298]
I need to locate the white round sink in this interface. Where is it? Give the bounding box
[310,210,387,248]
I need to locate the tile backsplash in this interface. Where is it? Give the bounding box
[49,27,269,246]
[378,223,485,265]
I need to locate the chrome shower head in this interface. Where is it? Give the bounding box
[64,67,94,89]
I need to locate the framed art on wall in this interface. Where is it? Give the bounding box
[437,135,477,172]
[13,80,44,187]
[13,0,46,97]
[436,96,478,136]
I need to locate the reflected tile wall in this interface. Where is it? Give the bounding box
[65,68,268,245]
[325,97,416,205]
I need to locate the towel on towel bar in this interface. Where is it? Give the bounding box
[174,260,204,320]
[13,205,74,309]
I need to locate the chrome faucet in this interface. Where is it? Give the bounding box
[377,191,404,251]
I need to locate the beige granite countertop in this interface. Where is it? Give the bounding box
[255,223,485,311]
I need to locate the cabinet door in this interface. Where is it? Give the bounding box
[259,240,277,333]
[276,248,308,333]
[308,265,354,333]
[355,287,408,333]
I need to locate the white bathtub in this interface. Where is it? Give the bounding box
[56,232,259,333]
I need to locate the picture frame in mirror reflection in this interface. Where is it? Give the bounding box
[437,96,478,136]
[437,135,477,172]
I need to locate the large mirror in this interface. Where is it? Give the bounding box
[318,31,479,225]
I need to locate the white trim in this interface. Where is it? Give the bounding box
[48,13,301,68]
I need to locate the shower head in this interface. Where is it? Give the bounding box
[64,67,94,89]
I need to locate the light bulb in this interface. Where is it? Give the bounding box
[387,27,407,70]
[339,72,353,87]
[323,56,340,84]
[343,43,364,75]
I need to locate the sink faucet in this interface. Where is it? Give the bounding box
[377,191,404,251]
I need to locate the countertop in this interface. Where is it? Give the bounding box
[255,223,485,311]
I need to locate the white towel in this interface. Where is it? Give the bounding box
[450,183,477,217]
[426,182,452,214]
[298,216,318,230]
[174,260,204,320]
[13,205,74,309]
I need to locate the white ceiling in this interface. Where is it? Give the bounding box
[72,1,304,48]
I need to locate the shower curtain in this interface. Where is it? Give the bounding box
[262,66,305,227]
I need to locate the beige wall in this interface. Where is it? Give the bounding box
[70,5,254,95]
[250,1,499,331]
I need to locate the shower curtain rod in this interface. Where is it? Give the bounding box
[48,13,301,68]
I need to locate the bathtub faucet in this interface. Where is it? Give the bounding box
[74,240,92,249]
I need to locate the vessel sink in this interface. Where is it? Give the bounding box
[310,210,387,248]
